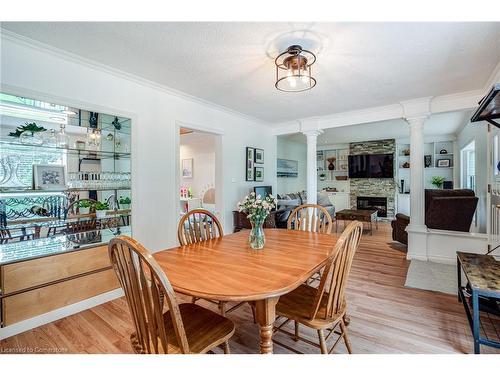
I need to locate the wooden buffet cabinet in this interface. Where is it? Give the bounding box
[0,244,119,326]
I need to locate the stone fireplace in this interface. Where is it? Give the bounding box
[357,196,388,217]
[349,139,396,219]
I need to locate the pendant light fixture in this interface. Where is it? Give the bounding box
[275,45,316,92]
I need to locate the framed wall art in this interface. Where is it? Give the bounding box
[33,164,66,190]
[254,166,264,182]
[254,148,264,164]
[246,147,255,181]
[436,159,451,168]
[181,158,193,178]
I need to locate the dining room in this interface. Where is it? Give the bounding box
[1,3,500,375]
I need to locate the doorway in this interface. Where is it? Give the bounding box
[177,125,222,223]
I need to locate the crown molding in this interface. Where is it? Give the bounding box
[430,89,483,113]
[483,59,500,92]
[318,103,404,129]
[272,121,301,135]
[0,28,271,128]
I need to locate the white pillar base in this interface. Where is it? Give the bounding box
[406,225,428,261]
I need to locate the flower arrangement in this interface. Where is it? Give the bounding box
[237,192,277,249]
[238,192,277,222]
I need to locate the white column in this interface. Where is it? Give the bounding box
[303,130,321,205]
[406,116,428,231]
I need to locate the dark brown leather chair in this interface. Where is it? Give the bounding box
[391,213,410,244]
[424,189,478,231]
[392,189,479,245]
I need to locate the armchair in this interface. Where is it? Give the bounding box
[391,189,478,245]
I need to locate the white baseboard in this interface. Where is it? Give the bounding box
[406,254,428,262]
[0,288,124,340]
[427,255,460,265]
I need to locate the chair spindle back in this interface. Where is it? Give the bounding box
[177,209,223,245]
[108,236,190,354]
[310,221,363,320]
[287,204,333,234]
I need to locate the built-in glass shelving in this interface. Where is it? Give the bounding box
[0,90,132,262]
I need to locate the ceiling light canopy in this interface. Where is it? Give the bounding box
[275,45,316,93]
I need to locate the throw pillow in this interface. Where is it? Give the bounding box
[317,191,332,207]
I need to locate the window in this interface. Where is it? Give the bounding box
[461,141,475,191]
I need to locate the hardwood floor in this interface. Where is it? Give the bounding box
[1,223,498,354]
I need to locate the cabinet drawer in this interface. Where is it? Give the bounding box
[2,268,119,326]
[1,245,111,294]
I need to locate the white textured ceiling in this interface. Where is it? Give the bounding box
[282,111,471,144]
[2,22,500,123]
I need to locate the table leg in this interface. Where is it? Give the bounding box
[255,297,279,354]
[472,290,480,354]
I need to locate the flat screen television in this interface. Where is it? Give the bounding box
[348,154,394,178]
[254,185,272,198]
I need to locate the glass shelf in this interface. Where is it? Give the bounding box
[0,139,130,159]
[0,187,131,195]
[0,226,131,265]
[4,211,131,230]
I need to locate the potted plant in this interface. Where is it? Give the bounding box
[119,196,131,210]
[9,122,47,145]
[319,173,326,181]
[78,200,93,215]
[95,201,109,218]
[431,176,445,189]
[237,192,277,250]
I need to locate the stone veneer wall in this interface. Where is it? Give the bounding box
[349,139,396,218]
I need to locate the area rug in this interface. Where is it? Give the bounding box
[404,260,457,295]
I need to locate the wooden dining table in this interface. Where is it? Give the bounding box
[153,228,338,354]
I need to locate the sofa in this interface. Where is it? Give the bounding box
[391,189,479,245]
[276,190,335,228]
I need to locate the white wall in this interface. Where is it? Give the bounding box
[0,35,277,251]
[456,120,488,232]
[180,132,215,199]
[276,137,306,195]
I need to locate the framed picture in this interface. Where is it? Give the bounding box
[254,166,264,182]
[33,164,66,190]
[424,155,432,168]
[181,158,193,178]
[437,159,451,168]
[277,158,298,177]
[254,148,264,164]
[246,147,255,181]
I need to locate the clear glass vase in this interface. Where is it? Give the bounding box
[249,217,266,250]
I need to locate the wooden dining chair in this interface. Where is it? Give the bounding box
[273,221,363,354]
[178,209,223,245]
[177,209,248,317]
[287,204,334,283]
[287,204,333,234]
[108,236,235,354]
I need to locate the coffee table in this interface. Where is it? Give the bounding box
[335,209,378,235]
